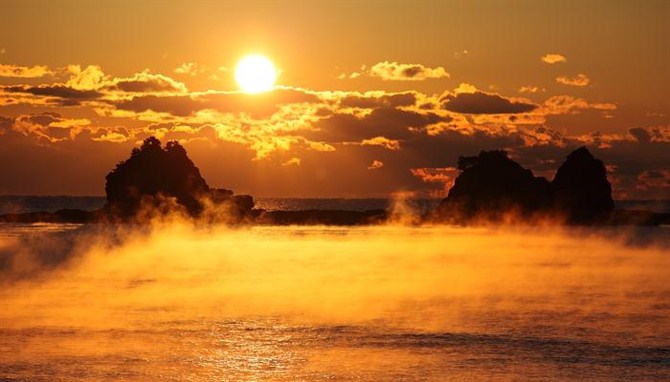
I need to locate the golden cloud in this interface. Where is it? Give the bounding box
[556,73,590,87]
[542,95,615,115]
[518,86,542,93]
[11,112,92,142]
[454,83,478,94]
[368,61,450,81]
[282,157,302,166]
[367,160,384,170]
[207,115,335,160]
[0,64,52,78]
[174,62,203,76]
[91,131,131,143]
[65,65,107,90]
[360,136,401,150]
[410,167,459,192]
[541,54,567,64]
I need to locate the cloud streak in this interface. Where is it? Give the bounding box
[0,64,52,78]
[343,61,449,81]
[556,74,590,87]
[360,136,401,150]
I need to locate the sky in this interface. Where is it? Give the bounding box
[0,0,668,198]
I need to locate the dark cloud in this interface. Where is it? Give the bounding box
[593,137,669,177]
[115,95,197,116]
[308,107,450,143]
[628,127,651,143]
[401,127,525,168]
[338,92,417,109]
[640,170,665,179]
[115,88,320,118]
[112,78,183,93]
[18,111,62,126]
[4,85,102,106]
[442,91,537,114]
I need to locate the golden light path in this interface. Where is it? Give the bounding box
[234,54,278,93]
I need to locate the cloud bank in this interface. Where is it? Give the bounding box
[0,63,667,199]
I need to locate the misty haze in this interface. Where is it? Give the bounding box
[2,224,669,381]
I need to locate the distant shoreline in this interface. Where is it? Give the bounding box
[1,204,668,228]
[1,195,668,213]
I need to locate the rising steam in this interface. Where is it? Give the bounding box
[2,221,668,335]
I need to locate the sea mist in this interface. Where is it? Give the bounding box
[1,223,669,381]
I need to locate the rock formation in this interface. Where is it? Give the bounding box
[104,137,253,220]
[2,140,663,226]
[551,147,614,222]
[435,147,615,224]
[436,150,552,222]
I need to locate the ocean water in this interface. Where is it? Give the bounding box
[1,195,668,214]
[1,223,669,381]
[0,196,435,215]
[0,196,107,215]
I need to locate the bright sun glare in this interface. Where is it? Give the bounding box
[234,54,277,94]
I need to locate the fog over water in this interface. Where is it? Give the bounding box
[1,222,669,381]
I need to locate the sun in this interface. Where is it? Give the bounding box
[234,54,278,94]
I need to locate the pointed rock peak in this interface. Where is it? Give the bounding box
[457,150,517,171]
[565,146,594,162]
[552,146,614,222]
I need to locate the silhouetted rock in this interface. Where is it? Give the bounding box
[105,137,209,216]
[1,140,662,226]
[434,147,618,224]
[231,195,255,213]
[435,150,552,222]
[209,188,234,202]
[551,147,614,223]
[104,137,253,220]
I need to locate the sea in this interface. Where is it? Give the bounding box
[1,195,669,215]
[1,196,669,381]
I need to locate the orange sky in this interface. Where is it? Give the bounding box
[0,1,668,198]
